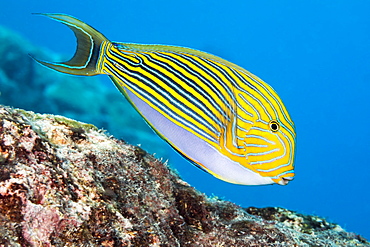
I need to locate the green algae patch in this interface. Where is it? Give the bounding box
[53,115,98,132]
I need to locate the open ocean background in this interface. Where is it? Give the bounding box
[2,0,369,240]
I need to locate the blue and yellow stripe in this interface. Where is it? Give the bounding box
[32,13,296,185]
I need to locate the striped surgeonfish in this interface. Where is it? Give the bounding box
[32,14,296,186]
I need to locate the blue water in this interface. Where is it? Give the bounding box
[2,0,369,240]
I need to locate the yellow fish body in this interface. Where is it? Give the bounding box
[33,14,296,185]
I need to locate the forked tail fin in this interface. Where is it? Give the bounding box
[31,13,108,76]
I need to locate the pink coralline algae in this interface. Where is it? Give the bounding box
[0,105,368,247]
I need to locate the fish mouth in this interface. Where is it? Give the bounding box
[279,177,294,185]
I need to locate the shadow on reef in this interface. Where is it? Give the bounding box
[0,105,368,246]
[0,25,168,158]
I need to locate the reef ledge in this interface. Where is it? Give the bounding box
[0,105,368,247]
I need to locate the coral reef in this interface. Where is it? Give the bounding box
[0,105,368,247]
[0,25,168,158]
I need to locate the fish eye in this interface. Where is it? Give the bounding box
[269,120,280,132]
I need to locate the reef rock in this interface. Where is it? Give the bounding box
[0,105,368,247]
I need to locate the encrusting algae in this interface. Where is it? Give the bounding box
[0,105,368,246]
